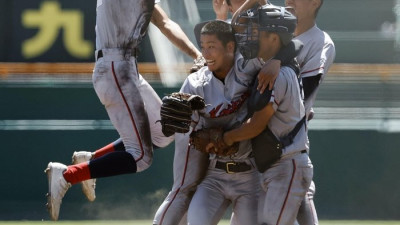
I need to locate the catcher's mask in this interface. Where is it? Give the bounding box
[233,7,260,60]
[233,4,297,60]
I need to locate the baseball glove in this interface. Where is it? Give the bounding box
[190,127,239,156]
[160,92,206,137]
[189,55,207,73]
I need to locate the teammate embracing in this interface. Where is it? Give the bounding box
[220,3,313,224]
[246,0,336,224]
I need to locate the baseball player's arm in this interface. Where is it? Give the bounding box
[300,39,335,100]
[257,39,303,94]
[302,74,321,101]
[223,103,275,146]
[151,4,202,60]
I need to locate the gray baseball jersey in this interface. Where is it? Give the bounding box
[258,65,313,225]
[295,25,336,115]
[93,0,173,173]
[268,65,308,156]
[153,53,262,225]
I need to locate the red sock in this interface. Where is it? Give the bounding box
[63,162,91,185]
[93,143,115,159]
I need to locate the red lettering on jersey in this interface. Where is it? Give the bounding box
[209,92,250,118]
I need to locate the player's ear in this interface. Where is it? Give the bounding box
[226,41,235,54]
[271,33,280,44]
[311,0,321,10]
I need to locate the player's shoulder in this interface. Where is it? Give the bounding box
[296,26,322,44]
[312,25,335,47]
[235,54,262,76]
[322,30,335,49]
[186,67,213,88]
[275,66,297,86]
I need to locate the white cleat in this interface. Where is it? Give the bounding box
[72,151,96,202]
[45,162,71,221]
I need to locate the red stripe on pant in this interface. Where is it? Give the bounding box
[111,61,144,162]
[159,144,192,225]
[276,159,297,225]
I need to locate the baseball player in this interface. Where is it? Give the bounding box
[44,0,204,221]
[183,20,262,225]
[221,4,313,224]
[67,0,205,204]
[247,0,336,224]
[284,0,336,224]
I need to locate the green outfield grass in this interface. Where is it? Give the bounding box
[0,221,400,225]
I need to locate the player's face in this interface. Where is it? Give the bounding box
[200,34,235,77]
[257,31,277,60]
[285,0,318,20]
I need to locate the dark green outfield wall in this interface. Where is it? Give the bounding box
[1,83,400,220]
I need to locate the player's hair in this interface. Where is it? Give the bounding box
[201,20,236,52]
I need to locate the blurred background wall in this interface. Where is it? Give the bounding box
[1,0,400,221]
[0,0,399,63]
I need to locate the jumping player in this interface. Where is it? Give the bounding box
[67,0,205,204]
[221,4,313,224]
[44,0,203,221]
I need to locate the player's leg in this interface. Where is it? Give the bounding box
[92,58,153,171]
[72,72,173,202]
[229,167,260,225]
[137,74,174,148]
[45,58,151,221]
[71,139,125,201]
[73,75,170,201]
[297,181,319,225]
[153,132,209,225]
[258,153,313,225]
[187,172,230,225]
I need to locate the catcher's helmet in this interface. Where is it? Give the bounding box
[234,4,297,60]
[258,5,297,46]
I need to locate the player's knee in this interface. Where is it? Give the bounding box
[153,135,174,148]
[308,180,316,196]
[126,149,153,172]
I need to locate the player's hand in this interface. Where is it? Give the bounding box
[206,132,233,152]
[189,55,207,73]
[257,59,281,94]
[222,132,234,147]
[213,0,229,20]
